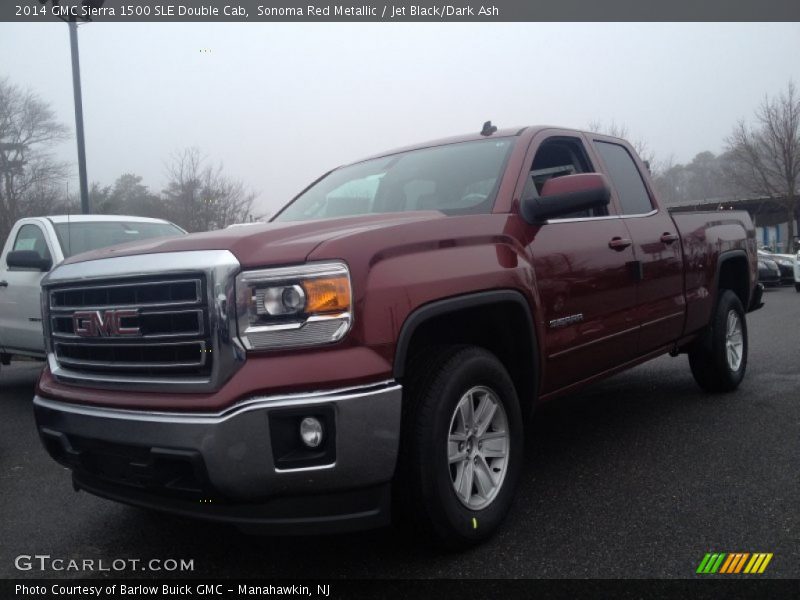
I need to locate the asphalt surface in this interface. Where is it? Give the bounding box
[1,286,798,580]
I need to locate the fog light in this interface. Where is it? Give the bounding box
[299,417,323,448]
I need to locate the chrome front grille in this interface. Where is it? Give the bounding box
[51,308,204,339]
[42,250,244,393]
[50,279,202,310]
[53,340,208,371]
[48,277,211,376]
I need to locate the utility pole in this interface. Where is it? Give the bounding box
[68,19,90,214]
[45,1,104,214]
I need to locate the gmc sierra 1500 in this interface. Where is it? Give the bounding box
[33,125,762,547]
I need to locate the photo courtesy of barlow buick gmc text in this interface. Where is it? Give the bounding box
[1,1,799,596]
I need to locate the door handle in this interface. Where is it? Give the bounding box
[660,232,679,244]
[608,237,632,251]
[0,280,7,287]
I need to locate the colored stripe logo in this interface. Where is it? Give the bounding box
[696,552,773,574]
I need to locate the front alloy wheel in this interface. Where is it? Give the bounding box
[448,386,509,510]
[395,345,524,548]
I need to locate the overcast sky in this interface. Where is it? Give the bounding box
[2,22,799,217]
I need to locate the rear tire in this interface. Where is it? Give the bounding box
[394,345,523,549]
[688,290,748,392]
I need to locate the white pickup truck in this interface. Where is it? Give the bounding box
[0,215,185,369]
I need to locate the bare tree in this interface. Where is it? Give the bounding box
[162,148,201,230]
[651,151,735,207]
[163,148,256,232]
[725,81,800,252]
[651,155,687,206]
[0,77,70,241]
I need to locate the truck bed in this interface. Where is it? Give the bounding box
[671,210,757,335]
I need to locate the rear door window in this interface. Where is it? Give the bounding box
[594,141,653,215]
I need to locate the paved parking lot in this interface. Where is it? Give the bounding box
[1,286,798,579]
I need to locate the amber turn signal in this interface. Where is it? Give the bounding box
[303,276,351,313]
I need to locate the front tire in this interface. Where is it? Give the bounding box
[688,290,748,392]
[395,346,523,549]
[795,283,800,292]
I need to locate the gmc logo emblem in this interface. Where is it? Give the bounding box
[72,309,140,337]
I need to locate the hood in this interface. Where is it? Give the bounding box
[61,212,447,269]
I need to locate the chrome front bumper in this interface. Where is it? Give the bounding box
[34,381,402,532]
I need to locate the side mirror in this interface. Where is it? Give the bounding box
[6,250,52,272]
[520,173,611,224]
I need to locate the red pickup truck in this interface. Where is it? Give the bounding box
[34,125,761,548]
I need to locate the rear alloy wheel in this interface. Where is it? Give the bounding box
[689,290,748,392]
[723,310,744,371]
[396,346,523,549]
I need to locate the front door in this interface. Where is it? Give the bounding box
[0,223,52,355]
[524,132,640,393]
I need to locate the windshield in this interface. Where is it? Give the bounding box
[54,221,185,258]
[274,138,515,222]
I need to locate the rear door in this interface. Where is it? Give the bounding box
[0,221,54,355]
[522,131,640,393]
[590,137,685,354]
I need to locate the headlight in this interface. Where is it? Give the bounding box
[777,258,793,266]
[235,261,352,350]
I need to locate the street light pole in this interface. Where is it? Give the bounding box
[68,19,90,214]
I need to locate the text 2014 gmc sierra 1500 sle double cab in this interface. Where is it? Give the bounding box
[33,125,762,548]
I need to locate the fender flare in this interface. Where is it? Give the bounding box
[392,289,538,381]
[714,249,750,304]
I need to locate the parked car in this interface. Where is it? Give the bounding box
[758,255,781,286]
[795,251,800,292]
[758,249,795,284]
[0,215,185,370]
[33,126,761,548]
